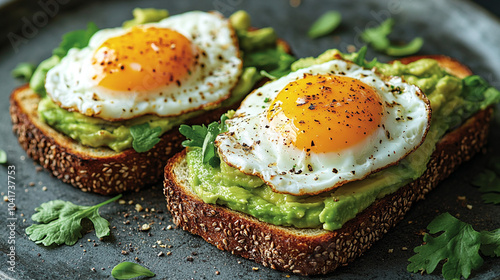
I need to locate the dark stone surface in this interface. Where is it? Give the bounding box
[1,0,499,279]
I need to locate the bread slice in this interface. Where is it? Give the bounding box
[163,56,494,275]
[9,38,292,195]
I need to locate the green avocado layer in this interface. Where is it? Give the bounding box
[186,52,500,231]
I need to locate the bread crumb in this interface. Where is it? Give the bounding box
[215,271,220,275]
[121,250,128,255]
[157,252,164,257]
[252,267,259,271]
[128,200,133,205]
[167,225,173,230]
[388,248,394,253]
[157,240,163,245]
[457,196,466,200]
[140,224,150,231]
[167,251,172,256]
[135,204,143,212]
[42,186,47,191]
[402,247,408,251]
[3,196,8,202]
[467,204,473,210]
[118,199,126,205]
[29,182,35,187]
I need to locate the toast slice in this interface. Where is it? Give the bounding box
[9,37,292,195]
[163,56,494,275]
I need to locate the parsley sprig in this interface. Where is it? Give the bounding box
[408,212,500,280]
[361,18,423,56]
[26,194,121,246]
[179,113,230,168]
[471,156,500,204]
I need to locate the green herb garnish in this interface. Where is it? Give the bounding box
[180,113,230,168]
[26,194,121,246]
[243,46,296,79]
[52,22,99,58]
[0,149,6,164]
[361,18,422,56]
[308,10,342,39]
[111,262,155,279]
[350,46,378,69]
[130,123,162,153]
[471,156,500,204]
[408,212,500,280]
[11,62,36,81]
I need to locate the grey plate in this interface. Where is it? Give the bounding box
[1,0,500,279]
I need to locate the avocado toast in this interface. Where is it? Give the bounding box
[163,51,500,275]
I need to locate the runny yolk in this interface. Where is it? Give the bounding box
[267,74,383,153]
[92,27,194,92]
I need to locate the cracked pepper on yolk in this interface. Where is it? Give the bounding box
[92,26,194,92]
[267,74,383,153]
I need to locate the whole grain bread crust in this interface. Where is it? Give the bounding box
[9,38,291,195]
[163,56,494,275]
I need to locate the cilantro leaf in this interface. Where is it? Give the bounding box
[471,169,500,204]
[480,229,500,257]
[0,149,6,164]
[26,194,121,246]
[361,18,394,51]
[112,262,155,279]
[350,46,378,69]
[180,113,230,168]
[407,212,484,280]
[52,22,99,58]
[361,18,422,56]
[11,62,36,81]
[385,37,423,57]
[308,10,342,39]
[130,123,162,153]
[243,46,296,78]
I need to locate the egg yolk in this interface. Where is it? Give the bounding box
[92,27,194,92]
[267,74,383,153]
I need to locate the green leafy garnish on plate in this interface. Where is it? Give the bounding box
[26,194,121,246]
[308,10,342,39]
[130,123,162,153]
[180,112,231,168]
[112,262,155,279]
[408,212,500,280]
[471,156,500,204]
[0,149,6,164]
[11,62,36,81]
[361,18,422,56]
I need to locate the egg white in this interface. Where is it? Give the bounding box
[45,11,242,120]
[215,59,431,195]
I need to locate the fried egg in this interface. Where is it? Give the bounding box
[215,59,431,195]
[45,11,242,121]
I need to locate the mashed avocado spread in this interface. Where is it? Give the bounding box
[35,10,293,152]
[186,49,500,231]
